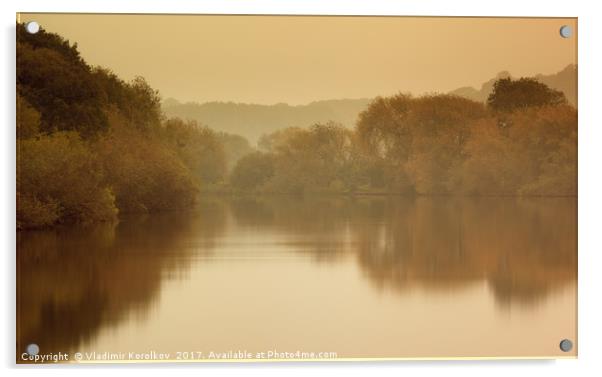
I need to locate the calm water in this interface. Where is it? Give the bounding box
[17,196,577,361]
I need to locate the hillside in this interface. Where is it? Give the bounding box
[162,98,372,144]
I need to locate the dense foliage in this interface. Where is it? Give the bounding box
[17,24,577,228]
[231,90,576,196]
[487,77,567,112]
[16,24,231,228]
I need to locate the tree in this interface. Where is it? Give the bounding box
[356,94,413,164]
[17,132,117,228]
[230,152,275,191]
[162,118,227,186]
[17,95,40,139]
[17,24,235,228]
[93,69,163,131]
[461,118,528,195]
[487,77,567,112]
[17,25,109,137]
[357,94,486,194]
[461,105,577,196]
[256,123,361,193]
[95,114,200,213]
[217,132,253,171]
[510,105,577,196]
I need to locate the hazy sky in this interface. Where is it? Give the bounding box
[19,14,576,105]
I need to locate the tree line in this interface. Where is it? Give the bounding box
[16,24,576,229]
[17,24,243,228]
[231,79,576,197]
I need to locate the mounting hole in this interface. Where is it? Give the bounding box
[26,343,39,356]
[25,21,40,34]
[559,25,572,38]
[559,339,573,352]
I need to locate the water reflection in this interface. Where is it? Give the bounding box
[17,196,576,360]
[230,196,576,307]
[17,199,226,356]
[350,197,577,307]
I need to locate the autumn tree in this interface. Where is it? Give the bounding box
[17,132,118,228]
[357,94,486,194]
[95,115,199,212]
[163,118,227,186]
[16,24,225,227]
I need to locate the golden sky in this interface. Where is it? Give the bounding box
[18,14,577,105]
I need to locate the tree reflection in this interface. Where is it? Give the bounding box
[17,199,226,358]
[17,196,576,360]
[351,197,576,306]
[227,196,576,306]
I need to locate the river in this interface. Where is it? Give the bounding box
[17,195,577,361]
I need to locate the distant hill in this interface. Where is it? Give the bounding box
[162,98,372,144]
[164,65,577,144]
[449,64,577,106]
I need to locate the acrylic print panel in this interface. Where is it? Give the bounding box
[16,13,577,363]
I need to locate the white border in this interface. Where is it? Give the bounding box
[2,1,601,376]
